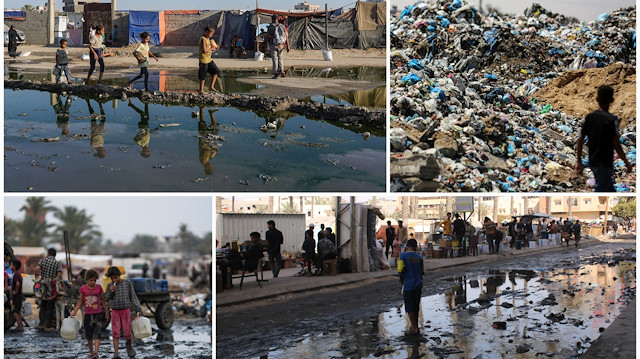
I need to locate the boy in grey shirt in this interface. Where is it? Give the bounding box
[55,39,73,84]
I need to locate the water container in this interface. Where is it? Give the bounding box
[322,50,333,61]
[133,278,151,293]
[147,278,156,292]
[160,279,168,292]
[254,51,264,61]
[131,316,152,339]
[60,317,80,340]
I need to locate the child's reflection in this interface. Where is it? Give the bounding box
[129,99,151,158]
[53,94,72,136]
[86,99,106,158]
[198,106,219,175]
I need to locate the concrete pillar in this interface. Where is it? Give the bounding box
[48,0,55,45]
[111,0,117,34]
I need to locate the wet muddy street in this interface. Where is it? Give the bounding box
[4,89,385,192]
[5,318,211,358]
[216,242,635,359]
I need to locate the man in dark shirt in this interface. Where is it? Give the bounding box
[303,225,317,274]
[385,220,395,260]
[576,85,632,192]
[244,232,263,272]
[265,220,283,278]
[453,213,466,256]
[572,220,581,248]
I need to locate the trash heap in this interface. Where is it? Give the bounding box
[390,1,636,192]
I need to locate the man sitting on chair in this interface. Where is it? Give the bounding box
[244,232,264,272]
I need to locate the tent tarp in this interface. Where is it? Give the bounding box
[129,11,163,45]
[220,11,255,50]
[288,16,384,50]
[355,1,385,31]
[4,11,26,21]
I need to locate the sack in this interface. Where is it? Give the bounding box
[273,24,287,46]
[52,66,60,76]
[22,300,32,317]
[561,232,570,240]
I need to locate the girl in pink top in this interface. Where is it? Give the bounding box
[71,269,109,359]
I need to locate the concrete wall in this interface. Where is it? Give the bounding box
[5,12,49,45]
[164,12,223,47]
[113,12,129,46]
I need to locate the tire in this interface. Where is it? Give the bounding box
[154,302,174,330]
[4,308,16,329]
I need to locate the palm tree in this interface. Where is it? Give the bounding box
[280,202,299,214]
[15,215,52,247]
[51,206,102,253]
[20,197,55,223]
[22,4,34,11]
[5,217,20,246]
[255,204,269,213]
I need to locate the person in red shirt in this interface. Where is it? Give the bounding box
[71,269,109,359]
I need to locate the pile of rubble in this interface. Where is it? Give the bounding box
[390,0,636,192]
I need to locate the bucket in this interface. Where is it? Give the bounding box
[254,51,264,61]
[322,50,333,61]
[60,317,80,340]
[131,316,152,339]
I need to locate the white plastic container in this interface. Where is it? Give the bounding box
[254,51,264,61]
[132,316,152,339]
[322,50,333,61]
[60,317,80,340]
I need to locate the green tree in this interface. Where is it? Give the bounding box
[15,215,52,247]
[22,4,34,11]
[51,206,102,253]
[20,197,55,223]
[125,234,158,254]
[176,224,201,255]
[198,232,213,255]
[280,202,300,214]
[255,204,268,214]
[612,202,635,220]
[5,217,19,246]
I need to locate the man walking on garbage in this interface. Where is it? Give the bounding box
[575,85,632,192]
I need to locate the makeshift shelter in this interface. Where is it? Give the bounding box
[129,11,165,45]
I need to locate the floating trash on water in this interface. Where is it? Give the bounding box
[159,123,181,127]
[17,113,28,116]
[257,174,277,184]
[153,163,171,169]
[192,177,211,183]
[30,137,60,142]
[237,180,249,186]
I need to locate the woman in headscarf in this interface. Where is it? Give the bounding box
[8,25,19,58]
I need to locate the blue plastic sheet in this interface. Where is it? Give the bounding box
[483,28,498,54]
[485,74,498,80]
[448,0,462,11]
[129,11,161,45]
[400,5,414,19]
[408,59,423,70]
[597,13,610,22]
[402,73,421,84]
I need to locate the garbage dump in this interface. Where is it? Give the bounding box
[390,1,636,192]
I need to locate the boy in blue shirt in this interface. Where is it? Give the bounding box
[398,239,423,335]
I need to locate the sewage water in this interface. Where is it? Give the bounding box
[263,261,635,359]
[4,318,211,358]
[4,90,385,192]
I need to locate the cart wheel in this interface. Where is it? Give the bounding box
[4,308,16,329]
[155,302,174,330]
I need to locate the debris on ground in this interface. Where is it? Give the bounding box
[390,1,636,192]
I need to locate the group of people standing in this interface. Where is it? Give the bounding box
[6,249,143,359]
[302,223,337,275]
[384,220,408,265]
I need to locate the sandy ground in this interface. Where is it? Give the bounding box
[5,46,385,98]
[5,45,385,70]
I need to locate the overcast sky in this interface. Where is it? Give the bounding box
[4,196,212,244]
[4,0,356,11]
[392,0,636,22]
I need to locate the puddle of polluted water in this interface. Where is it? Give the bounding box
[4,319,211,359]
[4,90,385,192]
[264,262,635,359]
[301,86,386,109]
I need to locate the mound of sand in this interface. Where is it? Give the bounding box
[534,63,636,128]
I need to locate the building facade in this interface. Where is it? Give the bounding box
[294,2,321,11]
[62,0,101,13]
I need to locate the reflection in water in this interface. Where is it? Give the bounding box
[5,90,385,191]
[302,86,386,109]
[265,262,635,359]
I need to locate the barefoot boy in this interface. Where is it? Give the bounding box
[198,26,220,93]
[398,239,423,335]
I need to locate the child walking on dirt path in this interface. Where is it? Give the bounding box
[129,32,158,91]
[87,25,106,83]
[104,266,142,359]
[10,260,24,332]
[398,239,423,336]
[198,26,220,94]
[70,269,109,359]
[55,39,73,84]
